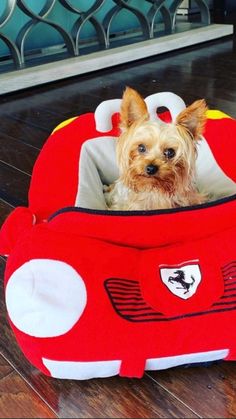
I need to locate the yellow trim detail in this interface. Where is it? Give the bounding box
[51,110,232,134]
[52,117,78,133]
[206,110,231,120]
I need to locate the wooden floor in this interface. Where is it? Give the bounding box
[1,35,236,418]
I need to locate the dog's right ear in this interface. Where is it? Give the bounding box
[120,87,149,129]
[176,99,208,140]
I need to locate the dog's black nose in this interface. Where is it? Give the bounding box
[146,164,158,176]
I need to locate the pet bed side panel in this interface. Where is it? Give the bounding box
[28,113,119,222]
[204,116,236,182]
[3,219,236,379]
[47,196,236,249]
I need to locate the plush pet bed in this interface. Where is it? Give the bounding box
[1,92,236,380]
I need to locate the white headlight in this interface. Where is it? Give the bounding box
[6,259,87,338]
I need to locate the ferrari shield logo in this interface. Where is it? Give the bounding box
[160,261,202,300]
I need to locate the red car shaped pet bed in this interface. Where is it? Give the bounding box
[1,92,236,380]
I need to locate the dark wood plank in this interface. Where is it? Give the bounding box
[0,132,39,175]
[26,91,100,119]
[0,372,57,418]
[0,162,30,207]
[0,354,13,380]
[148,361,236,418]
[15,374,199,419]
[0,200,13,226]
[0,116,50,149]
[1,87,101,118]
[3,109,67,133]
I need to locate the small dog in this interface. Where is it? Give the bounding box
[104,87,208,211]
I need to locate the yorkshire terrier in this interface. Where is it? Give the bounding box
[104,87,208,211]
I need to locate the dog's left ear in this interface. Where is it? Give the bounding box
[175,99,208,139]
[120,87,149,130]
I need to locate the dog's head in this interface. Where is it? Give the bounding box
[117,87,207,194]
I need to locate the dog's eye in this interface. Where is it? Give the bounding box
[138,144,146,153]
[164,148,176,159]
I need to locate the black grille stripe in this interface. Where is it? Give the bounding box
[224,287,236,292]
[115,302,147,307]
[104,262,236,322]
[110,291,142,296]
[222,261,236,269]
[224,275,236,281]
[217,294,236,300]
[213,300,236,306]
[222,265,236,275]
[111,296,144,302]
[108,279,138,285]
[108,285,141,291]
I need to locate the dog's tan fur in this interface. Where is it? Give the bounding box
[104,87,208,210]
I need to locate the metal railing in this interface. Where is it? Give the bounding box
[0,0,210,72]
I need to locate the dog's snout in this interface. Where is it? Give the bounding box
[145,164,158,176]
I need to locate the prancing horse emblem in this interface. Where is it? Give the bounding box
[160,262,201,300]
[168,270,195,294]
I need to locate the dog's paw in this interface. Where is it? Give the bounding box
[103,184,115,209]
[103,184,110,193]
